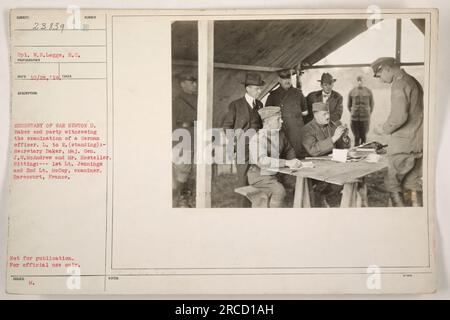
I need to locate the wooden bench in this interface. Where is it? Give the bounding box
[234,186,269,208]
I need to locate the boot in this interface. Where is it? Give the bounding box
[411,191,423,207]
[390,192,405,207]
[177,190,193,208]
[403,191,412,206]
[175,183,193,208]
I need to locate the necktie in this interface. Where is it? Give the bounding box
[322,125,330,138]
[252,100,257,108]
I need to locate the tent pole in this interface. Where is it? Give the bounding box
[196,20,214,208]
[395,19,402,63]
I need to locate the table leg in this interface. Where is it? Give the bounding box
[341,180,368,207]
[293,176,311,208]
[341,182,358,207]
[357,180,368,207]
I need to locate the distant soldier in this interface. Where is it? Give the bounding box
[222,72,265,207]
[371,57,423,207]
[172,73,198,207]
[348,76,374,146]
[265,69,308,158]
[305,72,343,125]
[248,107,302,208]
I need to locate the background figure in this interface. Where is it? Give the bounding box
[172,74,198,208]
[371,57,423,207]
[348,75,374,146]
[305,72,343,125]
[265,68,308,159]
[222,72,264,207]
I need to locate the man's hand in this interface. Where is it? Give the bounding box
[332,125,346,143]
[286,159,302,169]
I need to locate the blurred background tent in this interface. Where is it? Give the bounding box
[171,18,425,207]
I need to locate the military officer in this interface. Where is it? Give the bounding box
[248,106,302,208]
[265,68,308,158]
[371,57,423,207]
[301,102,351,207]
[301,102,351,157]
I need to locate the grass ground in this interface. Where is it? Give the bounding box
[211,170,390,208]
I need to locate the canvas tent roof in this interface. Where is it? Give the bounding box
[171,19,418,126]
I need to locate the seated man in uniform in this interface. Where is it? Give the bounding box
[301,102,351,206]
[248,106,302,208]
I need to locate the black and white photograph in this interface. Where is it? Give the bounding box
[2,7,441,296]
[172,18,425,209]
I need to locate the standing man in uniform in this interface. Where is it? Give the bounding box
[371,57,423,207]
[172,73,198,207]
[248,107,302,208]
[305,72,343,125]
[265,68,308,159]
[348,75,375,146]
[222,72,265,207]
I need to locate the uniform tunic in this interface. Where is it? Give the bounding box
[305,90,343,125]
[265,86,307,158]
[348,86,374,146]
[383,69,423,192]
[247,130,296,206]
[301,120,350,157]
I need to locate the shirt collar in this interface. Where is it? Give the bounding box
[314,119,329,128]
[245,93,255,108]
[393,69,406,81]
[322,91,331,97]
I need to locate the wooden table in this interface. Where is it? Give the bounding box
[269,156,388,208]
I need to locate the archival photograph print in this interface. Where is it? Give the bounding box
[171,18,425,209]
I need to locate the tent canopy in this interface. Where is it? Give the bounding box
[171,19,420,126]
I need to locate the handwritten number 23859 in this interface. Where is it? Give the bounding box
[32,22,65,32]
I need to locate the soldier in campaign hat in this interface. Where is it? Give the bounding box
[247,106,302,208]
[370,57,423,207]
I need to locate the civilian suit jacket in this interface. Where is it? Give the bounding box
[222,97,263,131]
[222,97,263,163]
[305,90,343,124]
[383,69,423,155]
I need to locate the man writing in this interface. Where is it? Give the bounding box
[248,106,302,208]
